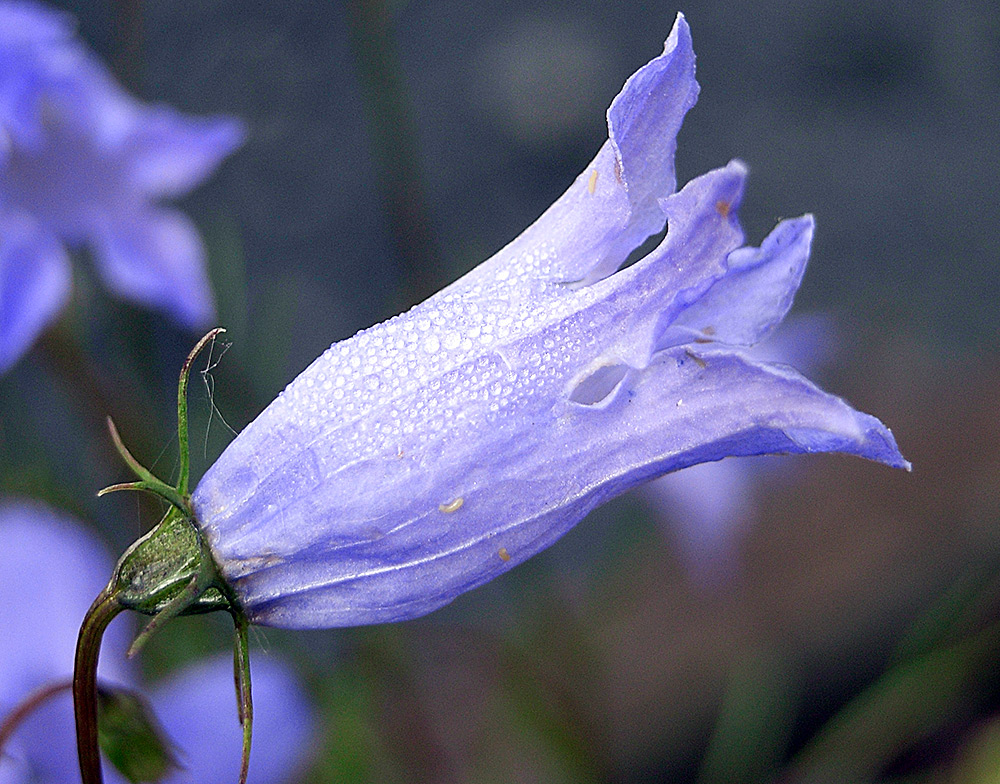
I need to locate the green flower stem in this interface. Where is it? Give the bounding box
[74,589,124,784]
[233,612,253,784]
[75,329,256,784]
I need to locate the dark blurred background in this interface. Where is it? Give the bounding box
[3,1,1000,781]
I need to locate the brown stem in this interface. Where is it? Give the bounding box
[73,589,124,784]
[0,679,72,751]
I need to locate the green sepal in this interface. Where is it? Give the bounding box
[99,417,191,516]
[111,506,231,625]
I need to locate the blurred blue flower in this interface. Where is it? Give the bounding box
[0,499,314,783]
[0,0,243,373]
[640,313,838,584]
[190,14,907,630]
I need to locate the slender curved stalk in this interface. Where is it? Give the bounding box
[177,328,225,495]
[74,589,124,784]
[0,679,72,751]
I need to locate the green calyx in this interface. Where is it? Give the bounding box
[112,506,233,656]
[74,328,255,784]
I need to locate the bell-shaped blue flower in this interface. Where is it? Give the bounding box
[0,0,243,373]
[190,14,907,630]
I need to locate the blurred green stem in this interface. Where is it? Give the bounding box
[344,0,446,309]
[790,619,1000,781]
[38,318,161,489]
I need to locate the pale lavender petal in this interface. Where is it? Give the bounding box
[0,3,240,331]
[125,109,245,198]
[753,311,837,374]
[0,749,28,784]
[643,458,757,581]
[450,12,698,298]
[92,208,215,327]
[151,654,315,784]
[663,215,814,348]
[0,2,73,44]
[0,212,71,372]
[0,0,77,150]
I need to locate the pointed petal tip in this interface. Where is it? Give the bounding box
[786,411,910,472]
[666,12,692,54]
[843,403,910,471]
[605,10,699,208]
[865,420,911,471]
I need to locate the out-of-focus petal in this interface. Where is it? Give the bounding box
[0,743,28,784]
[0,2,241,331]
[150,654,315,784]
[643,458,757,580]
[92,208,215,328]
[0,0,77,150]
[750,310,837,372]
[0,213,70,372]
[0,499,134,781]
[125,109,245,198]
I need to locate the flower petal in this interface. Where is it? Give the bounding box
[0,500,134,782]
[125,108,244,198]
[150,654,315,784]
[92,208,215,328]
[663,214,815,348]
[446,12,698,300]
[0,0,78,150]
[0,213,71,372]
[196,341,904,628]
[573,159,747,368]
[643,458,757,581]
[190,15,907,633]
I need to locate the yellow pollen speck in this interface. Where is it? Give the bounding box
[498,547,511,562]
[439,497,464,513]
[587,168,598,194]
[716,200,730,218]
